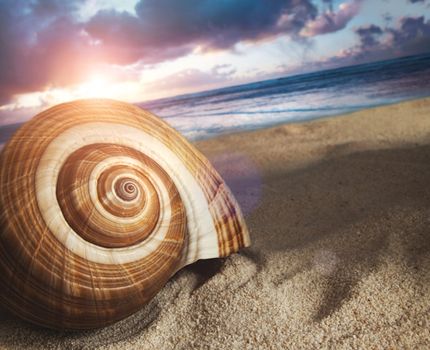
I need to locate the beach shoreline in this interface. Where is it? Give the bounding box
[1,97,430,349]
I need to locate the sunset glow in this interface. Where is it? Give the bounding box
[78,74,112,98]
[0,0,429,125]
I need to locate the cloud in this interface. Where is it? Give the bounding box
[1,0,427,107]
[323,16,430,68]
[0,0,323,104]
[212,64,237,78]
[0,0,98,104]
[387,16,430,52]
[144,65,239,98]
[300,0,362,37]
[85,0,318,61]
[356,24,384,48]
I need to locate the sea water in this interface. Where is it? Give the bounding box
[140,52,430,140]
[1,53,430,146]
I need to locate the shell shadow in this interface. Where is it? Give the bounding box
[238,248,266,272]
[271,261,312,287]
[0,304,15,322]
[207,142,430,322]
[267,144,430,321]
[185,258,226,292]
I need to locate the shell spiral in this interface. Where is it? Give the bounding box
[0,99,250,330]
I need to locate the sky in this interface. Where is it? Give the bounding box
[0,0,430,124]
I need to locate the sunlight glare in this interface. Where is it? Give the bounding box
[78,74,113,98]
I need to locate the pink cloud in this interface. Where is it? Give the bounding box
[300,0,362,37]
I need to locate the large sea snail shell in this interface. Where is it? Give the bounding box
[0,99,250,330]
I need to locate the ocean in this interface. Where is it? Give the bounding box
[1,53,430,146]
[139,52,430,140]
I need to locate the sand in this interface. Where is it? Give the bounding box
[0,98,429,349]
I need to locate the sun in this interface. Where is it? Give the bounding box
[7,71,147,112]
[77,74,112,98]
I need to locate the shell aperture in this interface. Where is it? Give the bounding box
[0,99,250,329]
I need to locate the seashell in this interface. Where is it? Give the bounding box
[0,99,250,330]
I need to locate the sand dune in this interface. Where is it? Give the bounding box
[0,98,429,349]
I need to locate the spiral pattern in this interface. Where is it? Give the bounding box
[56,144,173,249]
[0,99,250,329]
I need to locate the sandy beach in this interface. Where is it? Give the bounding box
[0,98,429,349]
